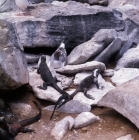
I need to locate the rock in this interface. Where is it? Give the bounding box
[51,116,74,140]
[56,73,73,89]
[73,74,115,105]
[44,100,91,113]
[98,76,139,129]
[111,68,139,86]
[108,0,139,8]
[94,38,122,64]
[102,69,114,77]
[115,45,139,70]
[10,102,32,117]
[74,112,100,129]
[24,53,40,64]
[68,29,118,65]
[0,1,124,48]
[0,0,17,13]
[116,134,134,140]
[56,61,106,74]
[29,69,61,102]
[0,20,28,90]
[115,29,138,60]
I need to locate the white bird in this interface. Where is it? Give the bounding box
[15,0,30,16]
[49,42,67,69]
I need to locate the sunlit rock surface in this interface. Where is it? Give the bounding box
[74,112,100,129]
[56,61,106,74]
[115,45,139,70]
[0,20,28,90]
[98,76,139,129]
[111,68,139,86]
[44,100,91,113]
[51,116,74,140]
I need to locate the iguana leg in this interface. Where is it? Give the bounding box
[54,77,61,83]
[38,82,51,90]
[83,88,95,100]
[19,127,35,133]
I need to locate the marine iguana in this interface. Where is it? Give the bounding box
[50,69,103,120]
[37,55,70,97]
[0,101,41,139]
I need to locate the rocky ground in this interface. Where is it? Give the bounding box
[0,85,138,140]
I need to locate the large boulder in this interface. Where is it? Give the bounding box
[98,76,139,129]
[0,1,124,48]
[0,20,28,90]
[115,45,139,70]
[68,29,117,65]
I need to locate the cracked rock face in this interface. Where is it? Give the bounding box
[0,20,29,91]
[0,1,124,49]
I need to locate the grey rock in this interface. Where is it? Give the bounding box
[0,2,124,48]
[74,112,100,129]
[115,45,139,70]
[44,100,91,113]
[24,53,40,64]
[68,29,117,65]
[56,61,106,74]
[0,20,28,90]
[111,68,139,86]
[0,0,17,13]
[51,116,74,140]
[10,102,32,117]
[94,38,122,64]
[73,73,115,105]
[109,0,139,8]
[56,73,73,89]
[98,76,139,129]
[102,69,114,77]
[116,134,134,140]
[115,29,139,60]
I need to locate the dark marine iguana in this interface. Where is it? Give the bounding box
[0,101,41,139]
[50,69,104,120]
[37,55,70,117]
